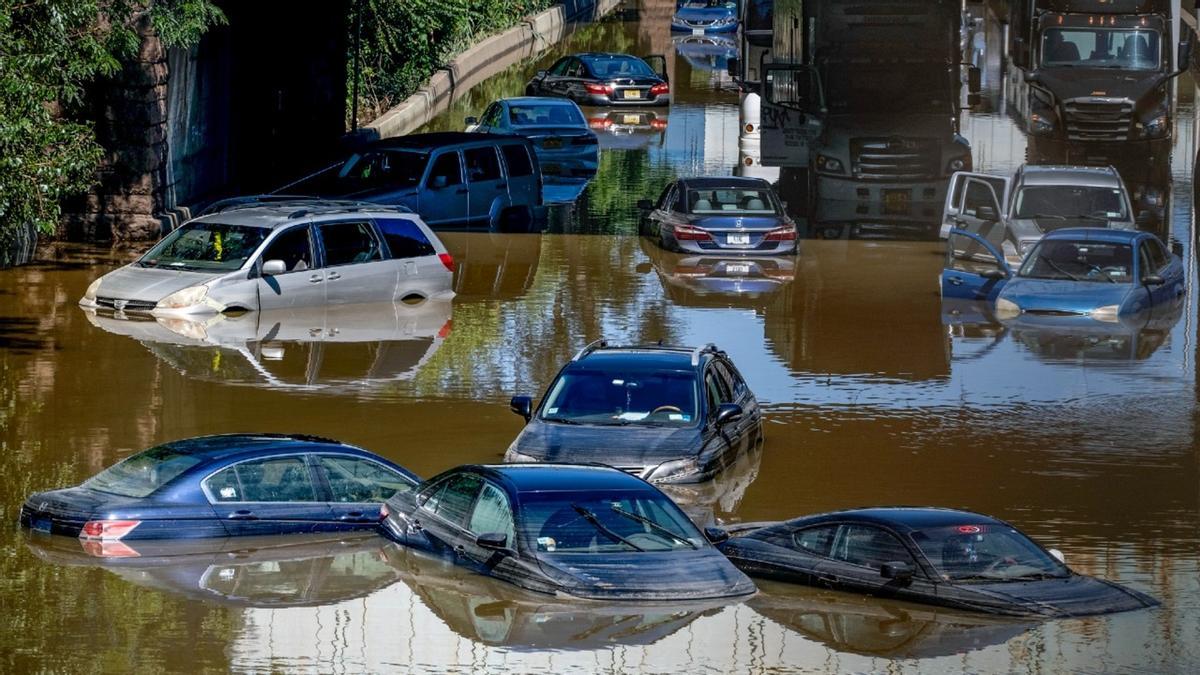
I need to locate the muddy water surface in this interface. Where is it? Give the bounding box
[2,4,1199,673]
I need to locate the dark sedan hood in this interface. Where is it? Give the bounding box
[959,574,1158,618]
[513,421,701,465]
[538,549,756,600]
[1037,68,1164,105]
[687,215,783,232]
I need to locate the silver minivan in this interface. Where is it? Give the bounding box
[79,201,455,316]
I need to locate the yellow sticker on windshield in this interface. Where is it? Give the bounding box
[213,232,224,260]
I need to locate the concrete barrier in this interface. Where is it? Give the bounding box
[362,0,621,141]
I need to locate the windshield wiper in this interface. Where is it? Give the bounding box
[542,416,582,425]
[1031,213,1067,220]
[571,504,644,552]
[609,504,698,549]
[1046,259,1082,281]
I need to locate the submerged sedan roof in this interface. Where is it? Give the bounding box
[791,507,1002,532]
[162,433,353,462]
[471,464,656,493]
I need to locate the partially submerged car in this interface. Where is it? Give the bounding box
[466,97,598,184]
[526,53,670,107]
[672,1,740,34]
[79,200,454,316]
[505,341,763,484]
[942,228,1185,322]
[381,464,756,600]
[638,177,798,254]
[717,507,1159,618]
[941,165,1137,265]
[20,434,417,540]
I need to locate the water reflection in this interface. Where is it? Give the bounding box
[83,300,452,393]
[442,232,543,300]
[586,109,669,150]
[636,237,795,307]
[672,34,737,73]
[658,442,762,526]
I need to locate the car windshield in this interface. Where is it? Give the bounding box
[509,103,584,127]
[910,524,1069,582]
[139,222,268,272]
[1018,240,1134,283]
[1014,186,1127,222]
[688,189,777,214]
[1041,28,1161,71]
[520,489,704,554]
[540,368,698,426]
[84,445,204,498]
[583,55,658,79]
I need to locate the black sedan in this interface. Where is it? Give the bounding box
[716,507,1158,618]
[526,52,670,107]
[380,463,756,600]
[638,177,798,255]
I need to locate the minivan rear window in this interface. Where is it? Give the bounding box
[378,218,435,259]
[501,144,535,177]
[84,445,204,498]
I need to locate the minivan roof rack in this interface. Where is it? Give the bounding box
[690,343,719,366]
[572,339,608,361]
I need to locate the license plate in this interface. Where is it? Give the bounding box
[623,89,641,100]
[883,190,911,215]
[33,517,52,533]
[726,263,751,275]
[542,137,562,149]
[727,234,751,246]
[623,114,642,124]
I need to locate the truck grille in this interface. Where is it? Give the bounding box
[1063,99,1134,142]
[851,138,939,180]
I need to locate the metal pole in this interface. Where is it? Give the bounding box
[351,0,362,131]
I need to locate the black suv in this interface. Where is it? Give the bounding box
[505,341,762,484]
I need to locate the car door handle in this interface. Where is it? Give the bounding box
[338,511,366,522]
[308,274,323,284]
[327,272,342,281]
[410,519,423,531]
[947,276,964,286]
[454,545,466,556]
[228,510,257,520]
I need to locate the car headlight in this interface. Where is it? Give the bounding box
[156,284,210,310]
[645,457,700,483]
[995,297,1021,319]
[816,155,844,174]
[1139,113,1168,139]
[81,278,102,304]
[1030,112,1055,135]
[946,157,970,173]
[1090,304,1121,323]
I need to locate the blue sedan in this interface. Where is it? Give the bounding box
[942,228,1185,321]
[19,434,418,540]
[467,97,598,188]
[672,1,740,33]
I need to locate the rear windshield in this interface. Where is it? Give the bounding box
[139,222,268,272]
[84,445,204,498]
[687,189,777,215]
[509,104,584,127]
[582,55,658,79]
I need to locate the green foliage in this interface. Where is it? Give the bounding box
[0,0,224,242]
[350,0,552,127]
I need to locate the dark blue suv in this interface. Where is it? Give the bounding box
[505,342,762,484]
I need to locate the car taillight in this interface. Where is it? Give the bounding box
[438,253,455,272]
[81,540,141,558]
[584,83,613,95]
[437,319,453,338]
[650,82,669,96]
[650,118,668,130]
[589,117,613,129]
[673,224,713,241]
[80,520,141,540]
[379,504,390,519]
[765,227,797,241]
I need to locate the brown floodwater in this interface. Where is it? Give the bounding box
[3,4,1200,673]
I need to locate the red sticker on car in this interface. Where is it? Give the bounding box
[957,525,982,534]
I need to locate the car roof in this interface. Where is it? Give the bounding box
[194,199,420,230]
[787,507,1002,533]
[1041,227,1147,244]
[163,433,358,462]
[1017,165,1122,188]
[678,176,773,190]
[467,464,658,493]
[501,97,579,106]
[569,343,721,370]
[575,52,644,60]
[368,131,525,150]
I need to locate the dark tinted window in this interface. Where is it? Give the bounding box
[338,149,428,190]
[465,147,502,182]
[500,144,534,177]
[549,57,572,76]
[832,525,914,570]
[319,455,412,503]
[962,180,999,217]
[206,456,318,502]
[520,489,703,554]
[793,525,838,557]
[468,482,515,544]
[911,524,1068,581]
[84,445,204,498]
[581,55,657,78]
[319,222,383,267]
[419,473,483,526]
[377,218,435,259]
[712,362,740,399]
[427,152,463,187]
[1144,238,1169,272]
[261,226,313,273]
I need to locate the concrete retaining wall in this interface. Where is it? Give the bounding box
[362,0,621,141]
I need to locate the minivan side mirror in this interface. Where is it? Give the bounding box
[715,403,743,426]
[881,561,914,581]
[1143,274,1166,286]
[703,526,730,544]
[262,259,287,276]
[637,199,654,211]
[476,532,509,550]
[430,175,449,190]
[976,205,998,222]
[510,395,533,422]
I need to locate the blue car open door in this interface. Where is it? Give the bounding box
[942,229,1011,301]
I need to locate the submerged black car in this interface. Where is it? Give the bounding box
[526,53,671,107]
[505,341,763,484]
[380,464,756,600]
[717,507,1158,618]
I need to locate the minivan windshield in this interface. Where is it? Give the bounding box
[520,489,704,553]
[84,445,204,498]
[139,222,268,272]
[910,524,1068,582]
[1018,239,1134,283]
[540,369,699,426]
[1014,186,1127,222]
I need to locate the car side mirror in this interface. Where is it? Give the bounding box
[980,268,1007,280]
[976,205,998,222]
[476,532,509,550]
[262,259,287,276]
[465,116,478,126]
[704,526,729,544]
[510,395,533,422]
[1048,548,1066,564]
[1143,274,1166,286]
[637,199,654,211]
[880,561,914,581]
[430,175,449,190]
[726,56,740,78]
[715,402,743,426]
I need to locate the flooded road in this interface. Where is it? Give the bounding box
[3,3,1200,672]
